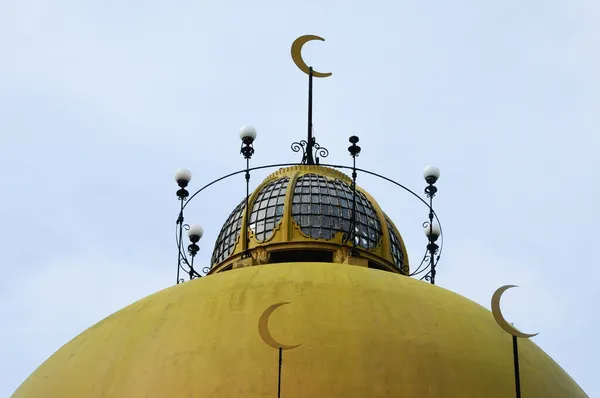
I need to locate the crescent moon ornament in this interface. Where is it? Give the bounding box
[491,285,539,339]
[291,35,332,78]
[258,302,302,350]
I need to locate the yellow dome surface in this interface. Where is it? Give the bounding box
[13,263,586,397]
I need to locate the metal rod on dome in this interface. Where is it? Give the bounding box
[491,286,538,398]
[348,136,361,255]
[240,127,257,259]
[277,347,283,398]
[427,195,436,285]
[245,157,250,256]
[423,166,440,285]
[174,169,192,285]
[513,335,522,398]
[186,225,203,280]
[306,67,315,165]
[176,204,184,284]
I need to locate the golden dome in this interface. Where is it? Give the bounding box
[210,165,409,275]
[13,263,587,397]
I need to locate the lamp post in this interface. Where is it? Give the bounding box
[347,135,361,256]
[174,169,206,283]
[423,165,440,285]
[175,168,192,285]
[187,224,204,280]
[240,126,257,259]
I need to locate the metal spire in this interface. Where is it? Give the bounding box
[290,35,332,165]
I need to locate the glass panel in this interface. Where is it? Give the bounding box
[342,220,351,232]
[386,218,405,269]
[276,205,284,216]
[265,220,275,231]
[290,174,382,249]
[311,215,321,227]
[211,199,246,264]
[247,177,289,242]
[301,215,311,227]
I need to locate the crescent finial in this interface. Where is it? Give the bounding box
[258,302,302,350]
[491,285,539,339]
[291,35,332,78]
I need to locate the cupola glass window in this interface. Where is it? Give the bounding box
[211,200,245,264]
[291,174,382,248]
[386,217,405,270]
[249,177,289,241]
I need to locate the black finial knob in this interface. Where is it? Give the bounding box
[348,136,361,157]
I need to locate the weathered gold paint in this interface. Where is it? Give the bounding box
[258,302,302,350]
[291,35,332,78]
[491,285,539,338]
[211,165,409,275]
[13,263,587,397]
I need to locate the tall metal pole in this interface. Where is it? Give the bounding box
[513,335,522,398]
[424,172,439,285]
[176,206,183,284]
[244,157,250,257]
[346,136,361,253]
[176,195,186,285]
[277,347,283,398]
[428,196,436,285]
[239,129,255,258]
[351,155,358,255]
[306,67,315,165]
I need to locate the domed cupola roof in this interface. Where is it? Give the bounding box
[210,165,409,274]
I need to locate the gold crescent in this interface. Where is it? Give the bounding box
[258,302,302,350]
[291,35,332,78]
[491,285,539,339]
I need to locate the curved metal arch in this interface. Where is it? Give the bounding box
[321,164,444,263]
[182,162,334,211]
[177,161,443,281]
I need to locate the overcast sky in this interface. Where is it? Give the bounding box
[1,0,598,396]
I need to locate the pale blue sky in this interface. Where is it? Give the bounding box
[1,0,598,396]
